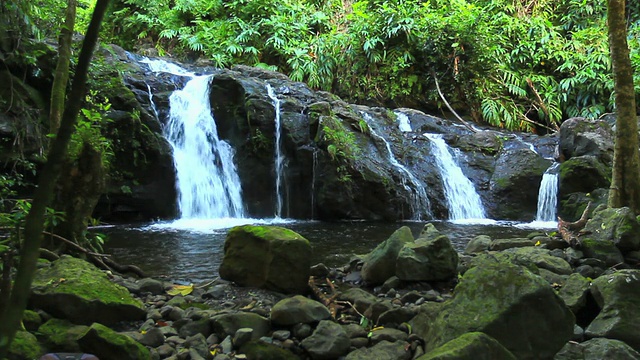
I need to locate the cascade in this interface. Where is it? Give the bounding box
[424,133,486,220]
[362,113,431,219]
[143,59,245,219]
[266,84,286,218]
[146,83,160,120]
[395,111,412,132]
[535,162,560,222]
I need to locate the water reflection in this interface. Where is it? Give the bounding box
[101,220,549,283]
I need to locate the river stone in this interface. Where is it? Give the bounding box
[583,207,640,252]
[339,288,378,314]
[489,238,534,251]
[78,323,150,360]
[345,340,411,360]
[585,270,640,350]
[369,327,408,344]
[271,295,331,326]
[555,338,640,360]
[580,238,624,266]
[427,262,574,359]
[9,330,42,360]
[219,225,312,294]
[39,318,89,352]
[473,247,573,276]
[240,340,298,360]
[361,226,414,285]
[29,255,146,325]
[558,273,591,313]
[464,235,492,254]
[419,332,516,360]
[559,155,612,195]
[210,312,270,340]
[300,320,350,359]
[396,232,458,282]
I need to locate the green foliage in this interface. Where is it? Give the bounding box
[68,91,114,168]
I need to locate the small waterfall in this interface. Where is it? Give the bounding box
[146,83,160,121]
[266,84,286,218]
[424,133,486,220]
[362,113,430,219]
[395,111,412,132]
[536,162,560,222]
[311,150,318,220]
[143,59,245,219]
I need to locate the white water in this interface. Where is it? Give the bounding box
[425,133,486,220]
[535,162,560,223]
[144,59,245,220]
[396,111,412,132]
[267,84,286,218]
[362,113,430,219]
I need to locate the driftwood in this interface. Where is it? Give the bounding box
[431,70,479,134]
[558,201,593,247]
[308,276,341,319]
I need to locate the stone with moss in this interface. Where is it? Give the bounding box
[8,330,42,360]
[558,273,591,314]
[419,332,516,360]
[210,312,270,340]
[39,318,89,352]
[240,340,298,360]
[583,206,640,252]
[21,309,41,331]
[30,255,146,325]
[580,238,624,267]
[78,322,150,360]
[271,295,331,326]
[219,225,312,294]
[427,262,574,359]
[361,226,414,285]
[559,156,611,195]
[396,227,458,282]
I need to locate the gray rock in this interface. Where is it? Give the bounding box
[345,340,411,360]
[396,230,458,282]
[584,207,640,252]
[369,327,408,344]
[233,328,253,348]
[361,226,414,285]
[292,323,312,339]
[558,273,591,313]
[580,238,624,267]
[342,323,368,339]
[300,320,351,359]
[140,327,165,348]
[203,285,227,300]
[138,278,166,295]
[271,295,331,326]
[419,332,516,360]
[464,235,492,254]
[78,323,150,360]
[339,288,378,314]
[489,238,534,251]
[179,318,212,338]
[210,312,270,340]
[377,307,416,327]
[156,344,176,358]
[555,338,640,360]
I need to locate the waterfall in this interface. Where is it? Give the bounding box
[362,113,431,219]
[395,111,412,132]
[143,59,245,219]
[267,84,286,218]
[424,133,486,220]
[146,83,160,121]
[311,150,318,220]
[536,162,560,222]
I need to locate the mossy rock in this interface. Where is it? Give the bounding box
[21,309,41,331]
[39,318,89,352]
[219,225,312,294]
[419,332,516,360]
[559,156,611,195]
[580,238,624,267]
[78,323,150,360]
[240,340,298,360]
[361,226,414,285]
[8,330,42,360]
[30,255,146,325]
[584,206,640,252]
[210,312,270,340]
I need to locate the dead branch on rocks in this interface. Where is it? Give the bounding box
[308,276,341,319]
[558,201,593,248]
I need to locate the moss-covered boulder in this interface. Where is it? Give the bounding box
[558,273,591,314]
[559,156,611,195]
[219,225,312,294]
[427,262,574,359]
[29,255,146,325]
[346,340,411,360]
[580,238,624,267]
[583,207,640,252]
[78,323,150,360]
[39,318,89,352]
[464,235,492,254]
[559,117,614,165]
[585,270,640,351]
[271,295,331,326]
[555,338,640,359]
[240,340,298,360]
[8,330,42,360]
[361,226,414,285]
[396,226,458,282]
[419,332,516,360]
[467,247,572,276]
[300,320,351,359]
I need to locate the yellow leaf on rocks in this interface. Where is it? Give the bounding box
[167,284,194,296]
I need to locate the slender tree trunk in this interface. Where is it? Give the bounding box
[607,0,640,213]
[50,0,77,135]
[0,0,110,355]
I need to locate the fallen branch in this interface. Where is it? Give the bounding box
[558,201,593,247]
[308,276,341,319]
[431,70,478,133]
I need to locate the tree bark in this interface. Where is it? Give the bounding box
[49,0,77,135]
[0,0,110,355]
[607,0,640,213]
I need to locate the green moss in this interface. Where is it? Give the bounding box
[9,330,42,360]
[240,340,298,360]
[79,323,150,360]
[39,318,88,352]
[422,332,516,360]
[234,225,307,243]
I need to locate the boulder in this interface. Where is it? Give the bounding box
[300,320,351,359]
[240,340,298,360]
[559,156,611,195]
[78,323,150,360]
[219,225,312,293]
[489,238,534,251]
[346,340,412,360]
[427,262,574,359]
[361,226,414,285]
[583,207,640,252]
[585,270,640,350]
[271,295,332,326]
[580,238,624,266]
[464,235,492,254]
[29,256,146,325]
[555,338,640,360]
[339,287,379,314]
[210,312,270,340]
[39,318,89,352]
[469,247,573,276]
[396,225,458,282]
[558,273,591,313]
[419,332,516,360]
[559,117,614,165]
[8,331,42,360]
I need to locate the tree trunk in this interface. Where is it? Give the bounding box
[607,0,640,213]
[49,0,77,135]
[0,0,110,355]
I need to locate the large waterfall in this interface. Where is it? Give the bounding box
[535,162,560,223]
[424,133,486,220]
[143,59,245,220]
[267,84,286,218]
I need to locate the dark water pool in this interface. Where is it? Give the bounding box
[100,219,552,283]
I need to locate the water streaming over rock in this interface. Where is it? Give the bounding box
[536,162,560,222]
[143,59,245,219]
[266,84,286,218]
[396,111,412,132]
[362,113,431,219]
[424,133,486,220]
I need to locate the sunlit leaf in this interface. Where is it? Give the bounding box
[167,284,194,296]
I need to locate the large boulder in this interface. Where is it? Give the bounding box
[8,331,42,360]
[78,323,150,360]
[559,156,611,195]
[29,256,146,325]
[396,225,458,282]
[585,270,640,350]
[427,262,574,359]
[559,117,614,165]
[583,207,640,252]
[555,338,640,360]
[419,332,516,360]
[361,226,414,285]
[219,225,312,293]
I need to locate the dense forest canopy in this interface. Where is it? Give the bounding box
[3,0,640,131]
